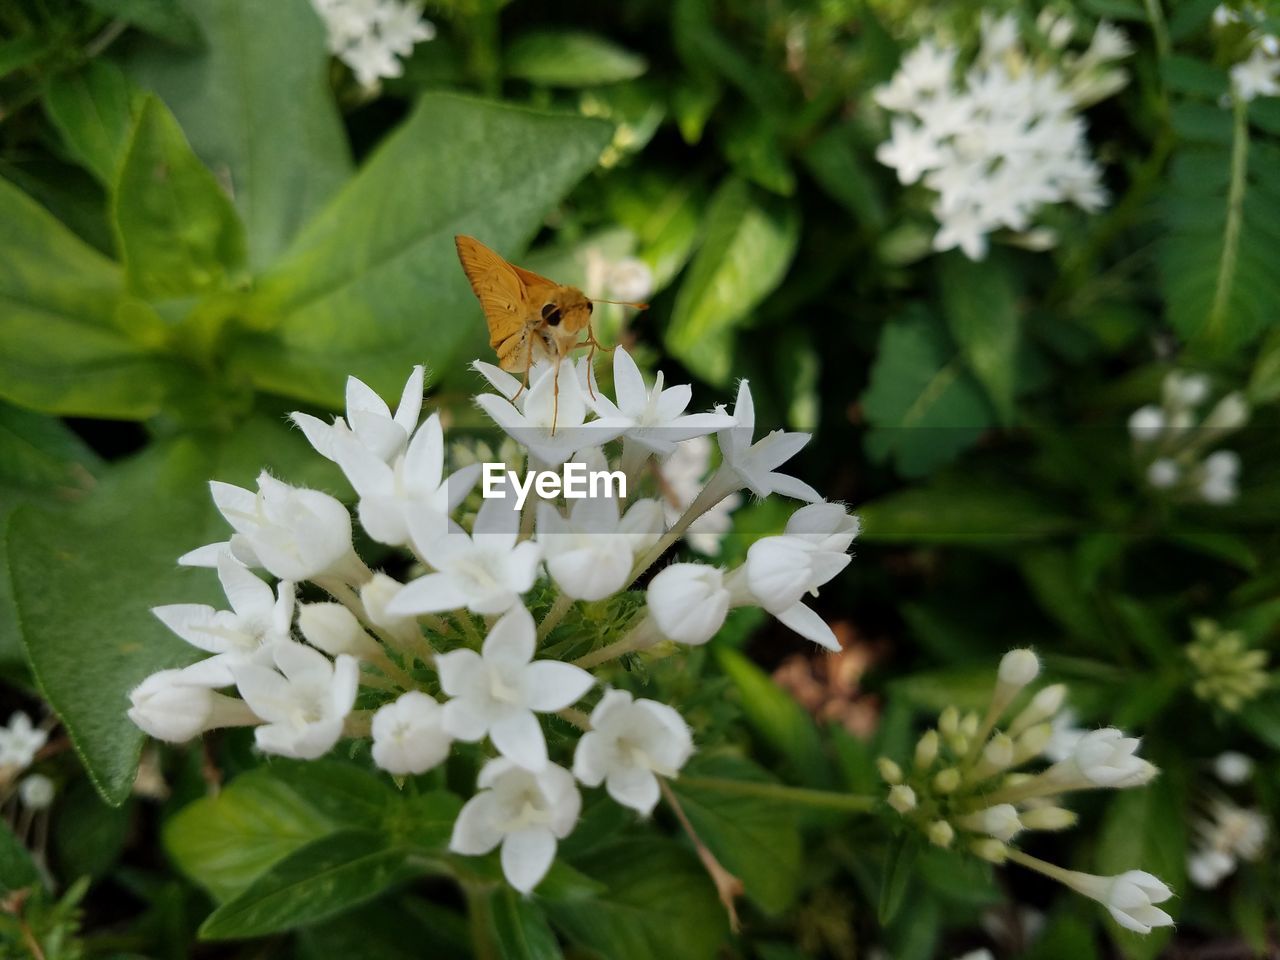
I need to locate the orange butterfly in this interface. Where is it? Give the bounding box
[454,235,647,425]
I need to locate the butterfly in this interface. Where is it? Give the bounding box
[455,235,647,428]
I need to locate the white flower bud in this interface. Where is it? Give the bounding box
[934,768,961,793]
[970,838,1008,863]
[1060,870,1174,934]
[1020,805,1077,831]
[1213,751,1254,785]
[1013,723,1054,763]
[1164,371,1210,409]
[999,649,1041,688]
[877,757,903,785]
[914,730,939,770]
[939,706,960,738]
[1127,406,1165,442]
[1146,458,1180,489]
[18,774,55,810]
[299,603,381,659]
[1009,683,1068,735]
[127,669,256,742]
[888,784,917,813]
[372,691,452,775]
[927,820,955,848]
[1059,728,1158,788]
[959,804,1023,842]
[1187,849,1234,889]
[360,573,415,631]
[1202,392,1248,432]
[647,563,730,645]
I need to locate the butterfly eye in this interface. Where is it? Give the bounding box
[541,303,562,326]
[586,302,593,315]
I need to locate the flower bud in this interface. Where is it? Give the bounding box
[647,563,731,646]
[1009,683,1067,736]
[1020,805,1078,831]
[939,706,959,738]
[1127,406,1165,442]
[18,774,54,810]
[914,730,939,771]
[1059,869,1174,934]
[888,785,917,814]
[970,838,1008,863]
[1213,751,1254,785]
[1013,723,1053,764]
[877,757,903,785]
[299,603,381,659]
[927,820,955,848]
[1202,392,1248,432]
[973,733,1015,779]
[127,670,256,742]
[960,711,980,738]
[999,649,1041,688]
[933,767,962,793]
[1146,458,1180,489]
[959,804,1023,842]
[360,573,414,632]
[1058,728,1158,788]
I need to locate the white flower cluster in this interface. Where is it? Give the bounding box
[129,352,860,894]
[1128,371,1248,505]
[1215,4,1280,101]
[880,650,1174,935]
[874,12,1129,260]
[0,712,55,812]
[1187,750,1269,888]
[311,0,436,88]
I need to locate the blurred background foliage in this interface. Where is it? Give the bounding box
[0,0,1279,956]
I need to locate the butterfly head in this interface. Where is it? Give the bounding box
[539,287,595,351]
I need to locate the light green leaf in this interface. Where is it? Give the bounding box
[113,95,246,299]
[199,830,426,939]
[236,93,612,406]
[165,769,337,902]
[936,251,1020,424]
[487,887,564,960]
[861,312,993,477]
[890,667,994,714]
[506,31,646,87]
[856,478,1077,543]
[547,840,726,960]
[43,60,142,187]
[878,832,919,925]
[80,0,202,45]
[665,178,799,385]
[670,756,803,915]
[125,0,352,269]
[0,177,181,418]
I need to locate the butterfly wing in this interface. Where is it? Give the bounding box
[455,235,534,364]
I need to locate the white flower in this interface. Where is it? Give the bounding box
[18,774,55,810]
[573,690,693,814]
[874,40,957,111]
[647,563,731,645]
[233,642,358,759]
[1198,450,1240,505]
[1231,45,1280,102]
[1146,458,1181,489]
[1164,371,1210,409]
[127,669,257,743]
[1187,848,1235,889]
[1213,751,1254,785]
[291,366,424,464]
[605,257,653,302]
[876,118,943,185]
[584,348,734,459]
[1061,870,1174,934]
[0,712,47,769]
[182,474,355,583]
[1044,708,1086,762]
[1053,727,1156,788]
[474,361,628,467]
[433,606,593,770]
[371,691,452,775]
[1128,405,1166,442]
[739,531,849,651]
[376,0,435,56]
[312,0,434,88]
[717,380,819,501]
[152,553,294,687]
[450,757,581,893]
[298,602,381,659]
[537,494,651,601]
[781,501,861,553]
[332,412,480,547]
[959,804,1023,842]
[658,437,741,555]
[389,491,540,617]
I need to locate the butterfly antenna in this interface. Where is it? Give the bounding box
[589,298,649,310]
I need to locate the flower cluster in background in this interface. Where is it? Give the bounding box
[1128,371,1249,504]
[1214,3,1280,101]
[310,0,435,88]
[873,12,1129,260]
[1187,750,1268,888]
[880,650,1174,934]
[1186,619,1271,712]
[128,354,860,893]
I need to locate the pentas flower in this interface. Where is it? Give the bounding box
[371,691,452,775]
[1187,797,1268,889]
[311,0,435,88]
[233,642,358,760]
[716,380,820,501]
[0,712,47,770]
[152,553,295,687]
[573,690,693,815]
[537,487,663,601]
[647,563,732,646]
[127,670,258,743]
[450,758,581,893]
[658,436,741,555]
[292,366,424,464]
[434,606,593,771]
[182,473,356,582]
[879,650,1173,934]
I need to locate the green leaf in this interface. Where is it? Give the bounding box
[487,887,564,960]
[547,839,726,960]
[236,93,612,406]
[670,756,802,914]
[199,830,425,939]
[1160,55,1228,99]
[713,645,831,787]
[124,0,352,269]
[936,252,1020,424]
[890,667,994,714]
[878,832,919,925]
[43,60,142,187]
[1240,695,1280,750]
[298,897,471,960]
[506,31,646,86]
[856,477,1076,543]
[800,125,886,228]
[80,0,201,45]
[0,177,181,418]
[665,178,799,386]
[861,312,992,477]
[165,769,339,902]
[0,820,39,894]
[113,95,246,300]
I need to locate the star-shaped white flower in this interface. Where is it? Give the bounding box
[371,691,452,775]
[0,712,47,769]
[876,118,943,185]
[716,380,819,501]
[233,642,358,760]
[433,605,594,770]
[537,491,663,601]
[573,689,693,814]
[292,366,425,465]
[450,757,580,893]
[331,412,479,547]
[388,489,540,617]
[152,553,295,687]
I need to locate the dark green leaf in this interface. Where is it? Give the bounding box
[856,478,1076,543]
[488,886,564,960]
[936,252,1020,424]
[0,820,39,894]
[878,832,918,925]
[236,93,612,406]
[113,95,246,299]
[43,61,142,187]
[199,830,425,939]
[506,31,646,86]
[80,0,201,45]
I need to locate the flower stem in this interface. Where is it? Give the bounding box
[455,612,485,647]
[1005,847,1078,887]
[537,593,574,643]
[573,618,657,669]
[628,466,738,585]
[676,776,879,813]
[463,882,500,960]
[660,779,743,933]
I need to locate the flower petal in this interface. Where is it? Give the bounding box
[500,827,556,893]
[523,661,594,712]
[387,573,467,616]
[490,708,547,770]
[450,792,504,855]
[482,606,536,668]
[774,602,841,651]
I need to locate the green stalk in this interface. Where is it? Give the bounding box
[1206,95,1250,346]
[676,776,879,814]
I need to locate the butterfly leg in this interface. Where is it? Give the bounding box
[551,357,562,437]
[510,335,536,403]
